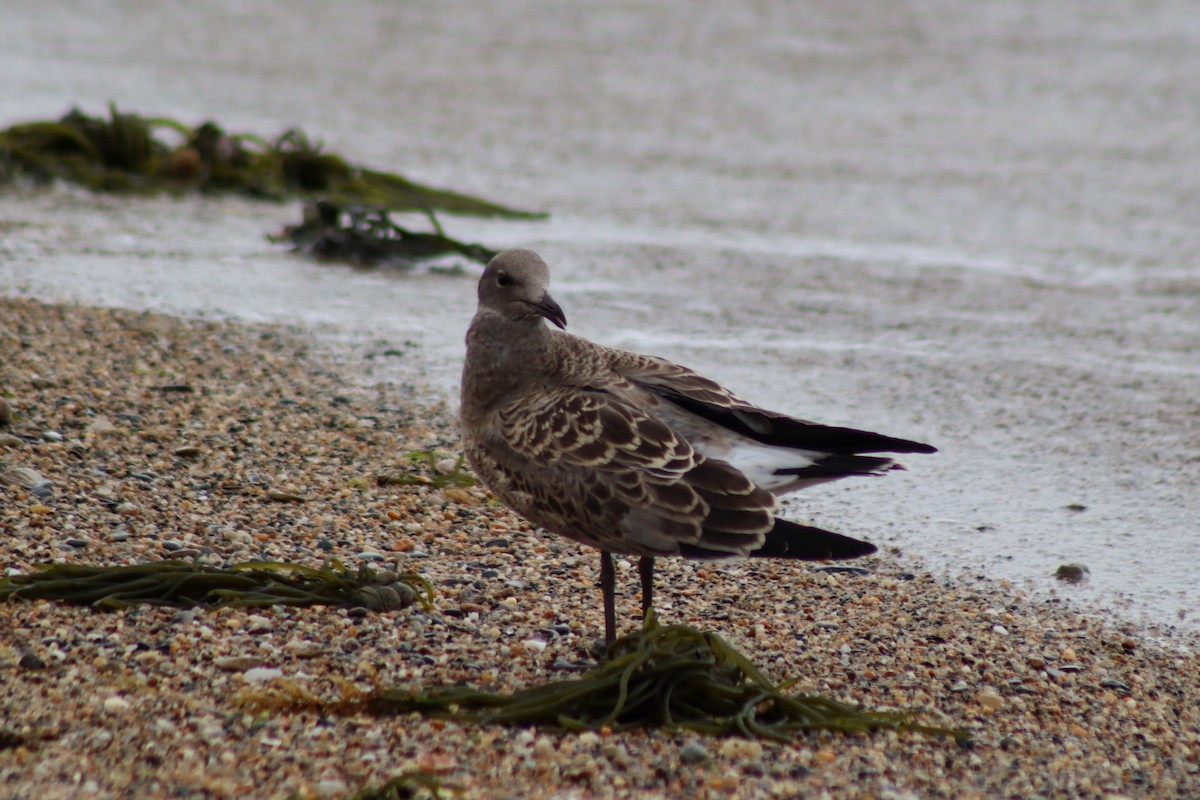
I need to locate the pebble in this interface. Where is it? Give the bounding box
[1055,563,1090,583]
[719,739,763,760]
[315,779,349,799]
[243,667,285,684]
[979,691,1005,711]
[0,433,23,449]
[103,696,131,713]
[533,737,556,761]
[86,416,119,436]
[18,651,47,670]
[0,465,50,490]
[680,742,712,764]
[214,655,265,672]
[41,430,63,442]
[286,641,324,658]
[0,397,12,426]
[173,445,203,459]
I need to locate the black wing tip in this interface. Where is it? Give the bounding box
[751,518,877,561]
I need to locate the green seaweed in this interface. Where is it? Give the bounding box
[272,202,496,267]
[363,615,970,743]
[344,772,460,800]
[0,559,434,612]
[377,450,478,489]
[0,105,546,219]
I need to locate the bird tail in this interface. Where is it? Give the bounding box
[750,518,876,560]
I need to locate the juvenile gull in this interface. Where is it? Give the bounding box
[460,249,936,645]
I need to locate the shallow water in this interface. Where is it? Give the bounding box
[2,1,1198,638]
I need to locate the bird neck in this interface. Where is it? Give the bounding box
[461,312,557,420]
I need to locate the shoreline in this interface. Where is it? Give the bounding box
[2,297,1197,799]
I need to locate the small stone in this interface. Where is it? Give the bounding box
[1100,677,1132,693]
[315,779,349,799]
[0,465,49,490]
[950,681,970,692]
[992,624,1009,635]
[0,397,12,426]
[978,691,1004,711]
[86,416,119,436]
[719,739,763,760]
[0,433,23,449]
[41,430,63,442]
[287,641,324,658]
[18,650,47,670]
[103,696,131,713]
[680,742,712,765]
[1055,563,1089,583]
[534,737,556,761]
[1061,647,1077,662]
[314,777,348,796]
[434,458,458,475]
[65,537,89,549]
[173,445,202,459]
[1027,654,1047,669]
[214,655,264,672]
[243,667,284,684]
[521,639,547,654]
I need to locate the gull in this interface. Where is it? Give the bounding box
[460,249,935,646]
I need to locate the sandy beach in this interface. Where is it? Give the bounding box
[2,297,1197,799]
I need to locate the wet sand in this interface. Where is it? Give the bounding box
[2,298,1197,799]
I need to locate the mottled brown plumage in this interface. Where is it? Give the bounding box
[460,249,934,644]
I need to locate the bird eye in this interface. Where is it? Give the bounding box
[495,270,513,288]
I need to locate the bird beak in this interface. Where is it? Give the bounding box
[533,293,567,330]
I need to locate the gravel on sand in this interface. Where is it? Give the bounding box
[1,298,1197,799]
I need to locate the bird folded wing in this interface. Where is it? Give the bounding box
[494,385,774,556]
[621,356,936,455]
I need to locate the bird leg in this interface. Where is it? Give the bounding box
[639,555,655,624]
[599,550,616,647]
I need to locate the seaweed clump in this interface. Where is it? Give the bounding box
[0,559,433,612]
[347,772,460,800]
[0,104,545,219]
[376,450,479,490]
[271,202,497,268]
[363,616,968,743]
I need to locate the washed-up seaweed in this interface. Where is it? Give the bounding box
[347,772,460,800]
[376,450,478,489]
[0,560,434,612]
[271,202,496,267]
[0,104,546,218]
[362,616,969,743]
